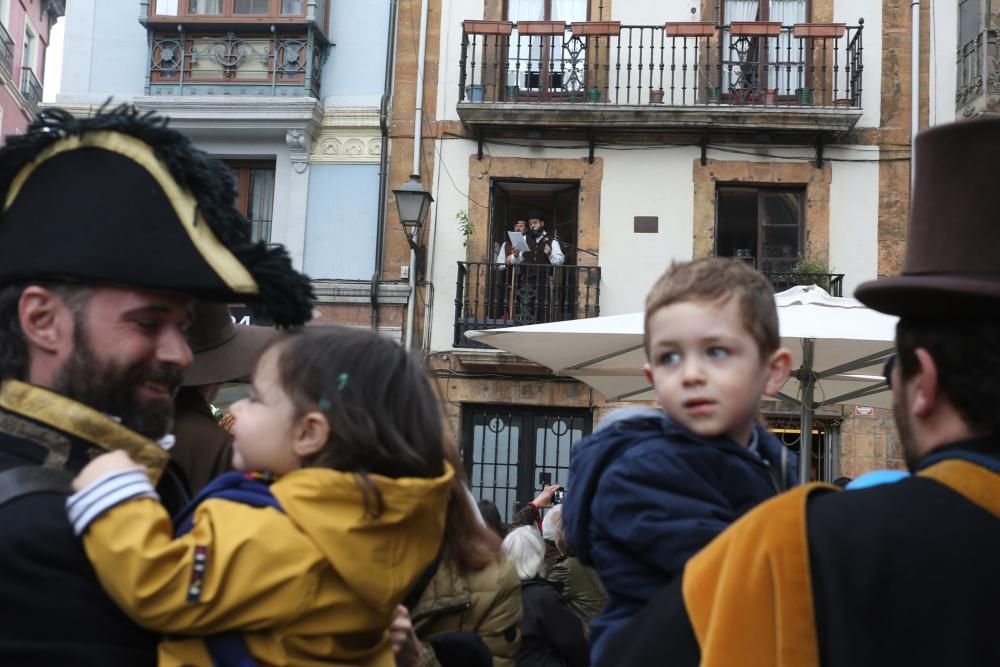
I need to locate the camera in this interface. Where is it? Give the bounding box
[553,487,565,505]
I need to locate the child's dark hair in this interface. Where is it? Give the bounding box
[270,327,446,517]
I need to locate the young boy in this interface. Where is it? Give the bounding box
[563,257,798,663]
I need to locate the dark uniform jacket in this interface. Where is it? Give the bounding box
[516,579,589,667]
[600,441,1000,667]
[0,379,184,666]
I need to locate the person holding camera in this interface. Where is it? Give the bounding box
[511,484,563,576]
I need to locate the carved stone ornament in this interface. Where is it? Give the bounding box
[285,128,310,174]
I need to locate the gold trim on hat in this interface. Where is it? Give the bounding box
[0,379,169,483]
[4,131,258,295]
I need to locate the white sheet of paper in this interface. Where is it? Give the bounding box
[508,231,531,252]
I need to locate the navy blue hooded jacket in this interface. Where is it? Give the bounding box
[563,408,798,663]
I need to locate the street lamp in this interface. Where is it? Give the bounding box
[393,174,433,249]
[393,174,433,351]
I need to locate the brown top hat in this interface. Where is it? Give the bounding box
[855,118,1000,317]
[182,302,277,387]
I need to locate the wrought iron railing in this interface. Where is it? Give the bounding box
[455,261,601,348]
[20,68,42,109]
[0,22,13,74]
[956,30,999,108]
[459,19,863,108]
[767,272,843,296]
[149,30,323,97]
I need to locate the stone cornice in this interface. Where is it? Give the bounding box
[132,96,324,134]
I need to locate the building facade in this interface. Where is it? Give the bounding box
[56,0,408,336]
[0,0,64,137]
[384,0,942,520]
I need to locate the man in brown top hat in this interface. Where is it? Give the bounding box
[598,118,1000,666]
[171,302,276,494]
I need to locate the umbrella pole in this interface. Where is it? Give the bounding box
[799,338,816,484]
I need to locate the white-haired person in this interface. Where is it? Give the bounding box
[544,506,607,639]
[502,526,589,667]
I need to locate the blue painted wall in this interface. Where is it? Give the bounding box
[322,0,390,104]
[304,163,379,279]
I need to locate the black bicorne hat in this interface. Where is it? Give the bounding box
[0,105,314,326]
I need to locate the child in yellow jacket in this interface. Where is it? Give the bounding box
[67,327,455,667]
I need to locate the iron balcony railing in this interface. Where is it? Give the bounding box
[148,30,324,97]
[0,22,13,74]
[956,29,999,108]
[459,19,863,108]
[767,272,843,296]
[455,262,601,348]
[20,68,42,109]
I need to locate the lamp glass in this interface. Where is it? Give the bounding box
[393,176,433,238]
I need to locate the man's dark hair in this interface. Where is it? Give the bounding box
[896,318,1000,438]
[0,282,92,381]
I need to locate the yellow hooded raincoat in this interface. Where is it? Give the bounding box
[81,464,454,667]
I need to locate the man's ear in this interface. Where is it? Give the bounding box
[18,286,73,355]
[763,347,793,396]
[291,411,330,459]
[908,348,940,419]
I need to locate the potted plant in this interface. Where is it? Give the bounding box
[465,84,486,102]
[586,86,602,102]
[792,258,833,291]
[795,86,813,106]
[505,70,519,101]
[698,63,720,104]
[650,87,664,104]
[455,210,474,247]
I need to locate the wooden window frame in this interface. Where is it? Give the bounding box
[714,185,806,274]
[148,0,314,21]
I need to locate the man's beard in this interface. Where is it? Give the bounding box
[52,319,182,440]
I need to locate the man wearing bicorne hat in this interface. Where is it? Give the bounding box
[598,119,1000,666]
[0,107,313,665]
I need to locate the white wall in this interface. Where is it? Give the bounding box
[828,155,879,296]
[930,0,957,126]
[835,0,881,129]
[598,146,700,314]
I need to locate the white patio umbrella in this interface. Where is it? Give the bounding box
[465,285,899,482]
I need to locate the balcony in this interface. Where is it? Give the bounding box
[455,262,601,348]
[20,68,42,110]
[0,22,12,74]
[457,19,864,136]
[147,29,327,98]
[956,29,1000,116]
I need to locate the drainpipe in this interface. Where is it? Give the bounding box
[911,0,919,188]
[372,0,399,333]
[404,0,430,352]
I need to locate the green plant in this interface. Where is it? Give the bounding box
[456,210,474,247]
[792,258,831,275]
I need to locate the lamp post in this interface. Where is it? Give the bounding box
[393,174,433,351]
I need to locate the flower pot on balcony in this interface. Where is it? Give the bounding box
[586,86,602,102]
[705,85,721,104]
[795,87,813,106]
[765,88,778,105]
[650,88,664,104]
[466,84,486,102]
[505,85,519,101]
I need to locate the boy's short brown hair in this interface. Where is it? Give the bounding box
[644,258,780,359]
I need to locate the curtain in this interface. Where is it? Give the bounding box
[281,0,303,15]
[508,0,544,88]
[769,0,806,90]
[724,0,760,22]
[247,169,275,243]
[723,1,759,91]
[552,0,586,22]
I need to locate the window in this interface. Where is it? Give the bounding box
[715,187,803,274]
[188,0,222,14]
[280,0,303,14]
[505,0,588,97]
[462,404,591,523]
[154,0,179,15]
[21,24,35,72]
[720,0,808,97]
[959,0,982,47]
[234,0,268,14]
[227,161,275,243]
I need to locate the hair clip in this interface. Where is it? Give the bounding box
[337,372,349,391]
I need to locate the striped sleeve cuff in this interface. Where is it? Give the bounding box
[66,468,159,536]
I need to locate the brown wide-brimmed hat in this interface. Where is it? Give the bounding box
[182,302,277,387]
[855,118,1000,317]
